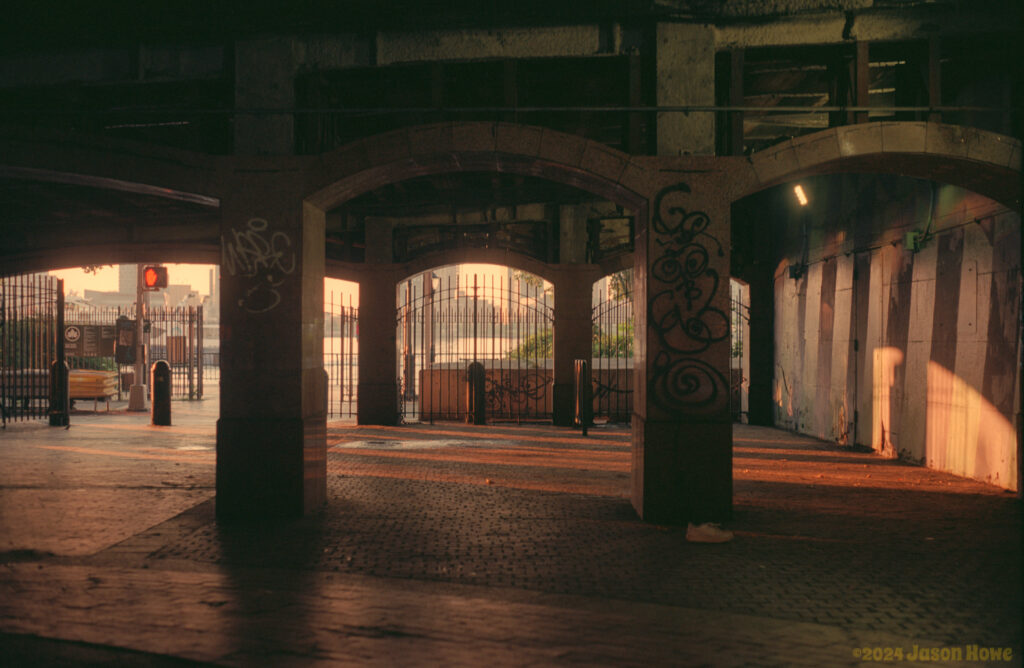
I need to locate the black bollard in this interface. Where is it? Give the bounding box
[466,361,486,425]
[49,359,69,427]
[151,360,172,426]
[574,359,592,436]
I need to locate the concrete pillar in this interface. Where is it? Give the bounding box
[559,205,588,264]
[633,178,732,524]
[656,23,716,156]
[216,173,326,520]
[552,266,600,426]
[235,37,295,156]
[358,266,400,425]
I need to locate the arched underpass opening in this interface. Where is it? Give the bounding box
[731,171,1021,492]
[396,264,554,424]
[0,262,222,559]
[316,156,642,510]
[325,277,359,420]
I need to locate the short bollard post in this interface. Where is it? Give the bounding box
[49,359,70,427]
[574,359,592,436]
[466,361,486,425]
[151,360,172,426]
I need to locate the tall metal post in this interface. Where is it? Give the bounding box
[128,264,147,410]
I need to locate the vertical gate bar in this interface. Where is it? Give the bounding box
[532,281,538,420]
[418,278,424,422]
[472,273,478,365]
[27,274,32,418]
[20,275,26,419]
[54,278,66,425]
[2,278,5,426]
[188,308,195,399]
[426,276,433,425]
[514,277,520,422]
[451,273,457,420]
[613,290,619,419]
[197,305,204,400]
[499,275,505,420]
[339,295,345,418]
[485,272,489,418]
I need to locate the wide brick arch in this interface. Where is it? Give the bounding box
[730,122,1021,209]
[305,122,653,220]
[0,125,221,275]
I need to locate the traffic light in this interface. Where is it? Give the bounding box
[142,265,168,290]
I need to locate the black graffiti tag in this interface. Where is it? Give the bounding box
[648,183,728,354]
[646,181,730,415]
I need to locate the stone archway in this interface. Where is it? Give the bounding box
[0,128,221,275]
[729,121,1021,208]
[302,122,738,524]
[304,122,654,430]
[725,121,1022,489]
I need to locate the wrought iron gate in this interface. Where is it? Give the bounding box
[62,303,205,401]
[325,289,358,419]
[1,273,61,425]
[591,271,633,422]
[147,306,204,400]
[397,269,554,423]
[730,289,749,422]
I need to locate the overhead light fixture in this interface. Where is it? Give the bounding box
[793,184,809,207]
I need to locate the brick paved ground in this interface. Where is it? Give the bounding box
[1,397,1020,666]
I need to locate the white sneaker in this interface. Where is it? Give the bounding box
[686,522,734,543]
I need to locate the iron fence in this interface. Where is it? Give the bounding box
[591,273,634,423]
[60,303,205,401]
[1,273,61,425]
[202,351,220,382]
[730,295,749,422]
[325,290,358,419]
[147,306,204,400]
[397,269,554,423]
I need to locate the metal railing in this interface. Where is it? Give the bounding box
[1,273,61,425]
[325,290,358,419]
[591,272,634,423]
[397,269,554,423]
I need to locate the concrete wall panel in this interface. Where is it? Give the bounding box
[378,26,602,65]
[771,175,1020,490]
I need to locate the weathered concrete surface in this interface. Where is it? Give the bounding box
[656,22,716,156]
[1,407,1020,665]
[764,174,1021,491]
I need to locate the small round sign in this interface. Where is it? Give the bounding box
[65,326,81,342]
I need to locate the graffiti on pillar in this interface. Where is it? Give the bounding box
[650,351,726,413]
[648,182,729,415]
[222,218,297,313]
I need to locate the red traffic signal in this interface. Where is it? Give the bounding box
[143,265,168,290]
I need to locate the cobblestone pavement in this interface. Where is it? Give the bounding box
[1,400,1020,666]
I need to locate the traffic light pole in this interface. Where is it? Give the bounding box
[127,263,147,411]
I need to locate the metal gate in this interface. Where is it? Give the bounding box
[325,289,358,419]
[591,271,633,422]
[147,306,204,400]
[397,268,554,423]
[1,273,61,425]
[730,288,749,422]
[62,303,205,401]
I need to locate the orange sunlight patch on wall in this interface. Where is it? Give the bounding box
[872,346,904,456]
[925,361,1018,491]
